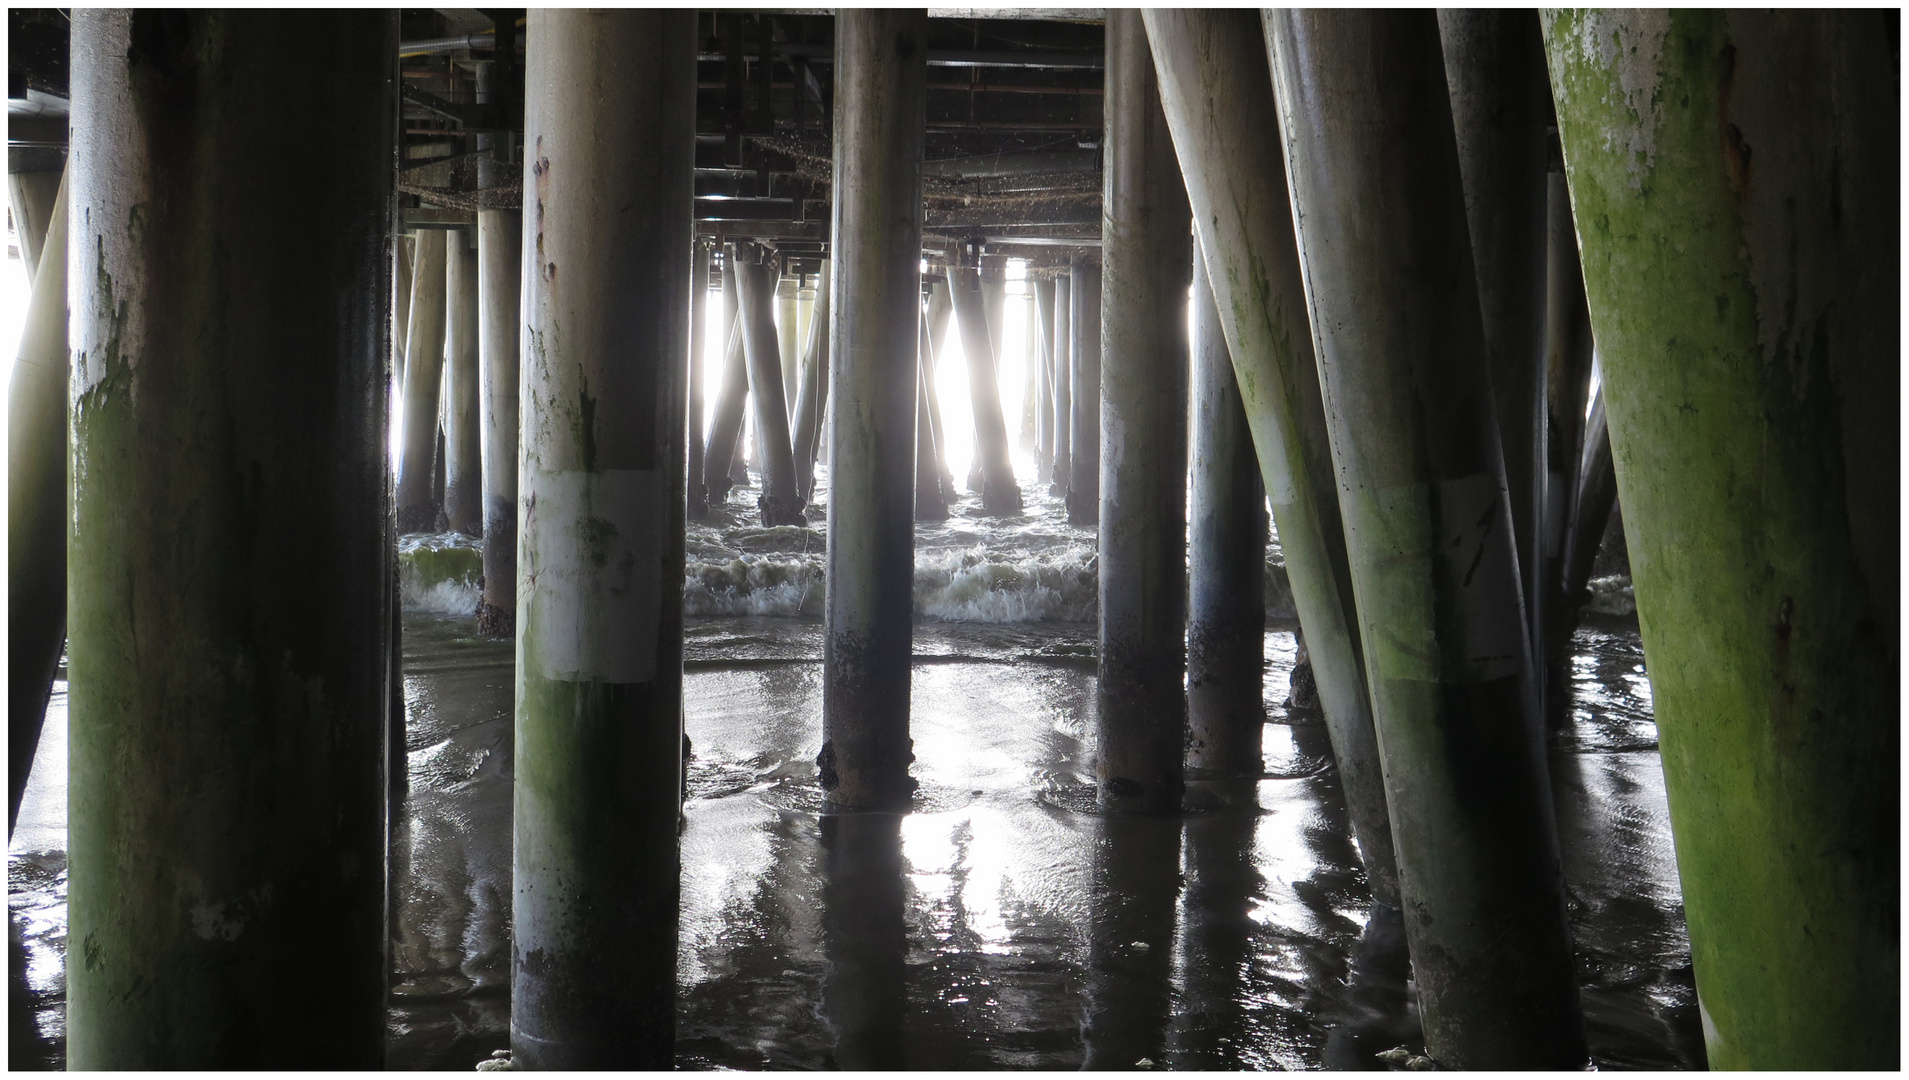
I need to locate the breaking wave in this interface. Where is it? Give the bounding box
[399,533,482,615]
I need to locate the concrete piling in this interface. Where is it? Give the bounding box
[391,232,413,403]
[949,262,1023,513]
[923,279,959,503]
[1049,273,1071,499]
[1065,258,1100,527]
[1265,11,1586,1067]
[1185,249,1266,777]
[688,242,711,520]
[735,246,807,526]
[1437,9,1551,668]
[790,261,832,501]
[512,9,694,1068]
[1560,387,1615,618]
[1546,14,1897,1066]
[7,165,67,836]
[1146,8,1398,903]
[819,8,927,813]
[1095,10,1190,816]
[1033,278,1057,483]
[443,229,482,536]
[476,209,523,636]
[703,260,750,506]
[65,11,396,1066]
[397,227,449,532]
[777,272,802,423]
[1538,170,1597,709]
[914,312,949,522]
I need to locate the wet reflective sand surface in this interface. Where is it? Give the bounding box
[9,608,1701,1070]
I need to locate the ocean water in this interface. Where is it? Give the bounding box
[9,465,1681,1071]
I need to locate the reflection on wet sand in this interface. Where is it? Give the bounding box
[6,614,1700,1070]
[819,811,908,1069]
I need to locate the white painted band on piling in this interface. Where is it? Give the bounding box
[524,467,662,683]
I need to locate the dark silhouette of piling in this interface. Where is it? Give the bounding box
[688,241,711,520]
[1095,10,1190,816]
[1538,167,1597,711]
[914,310,949,522]
[476,203,522,636]
[1049,273,1071,499]
[1438,9,1551,671]
[1033,277,1056,483]
[65,11,396,1066]
[790,260,831,502]
[1185,249,1266,776]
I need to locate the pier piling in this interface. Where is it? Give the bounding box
[65,11,396,1066]
[1146,8,1397,896]
[1546,12,1899,1066]
[510,10,694,1067]
[397,228,448,532]
[1064,258,1100,527]
[820,8,927,812]
[1265,10,1586,1066]
[1095,10,1190,815]
[443,229,482,536]
[1185,248,1266,777]
[736,245,807,526]
[7,165,67,837]
[950,261,1024,514]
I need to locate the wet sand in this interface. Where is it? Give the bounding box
[10,610,1701,1070]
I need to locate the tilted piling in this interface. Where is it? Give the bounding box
[1147,10,1399,902]
[735,246,807,526]
[790,260,832,501]
[688,241,710,520]
[914,311,949,522]
[7,165,67,837]
[5,168,60,285]
[1438,9,1551,671]
[1265,11,1585,1066]
[1538,169,1597,711]
[702,260,749,505]
[1546,14,1898,1064]
[1095,10,1190,815]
